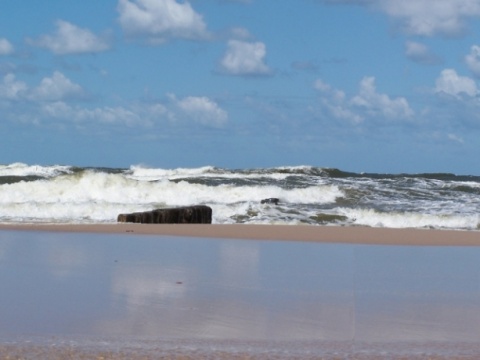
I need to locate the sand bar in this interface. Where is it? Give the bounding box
[0,223,479,246]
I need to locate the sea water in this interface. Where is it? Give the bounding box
[0,162,479,229]
[2,231,480,357]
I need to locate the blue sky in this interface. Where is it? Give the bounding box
[1,0,480,174]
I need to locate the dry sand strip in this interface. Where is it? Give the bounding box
[0,223,479,246]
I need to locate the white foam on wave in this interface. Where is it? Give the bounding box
[127,164,321,182]
[1,163,478,229]
[338,208,480,230]
[0,170,342,223]
[0,163,72,177]
[128,165,217,181]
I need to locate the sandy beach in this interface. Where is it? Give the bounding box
[0,222,479,246]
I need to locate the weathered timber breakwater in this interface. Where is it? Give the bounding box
[117,205,212,224]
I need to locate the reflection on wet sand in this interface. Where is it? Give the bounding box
[1,230,480,358]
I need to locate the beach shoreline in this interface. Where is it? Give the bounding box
[3,337,480,359]
[0,223,479,246]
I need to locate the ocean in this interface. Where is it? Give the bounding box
[0,162,479,230]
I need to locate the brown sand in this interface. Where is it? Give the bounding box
[2,343,480,360]
[0,345,478,360]
[0,223,478,246]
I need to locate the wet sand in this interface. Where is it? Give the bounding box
[0,222,479,246]
[1,224,480,358]
[3,339,480,359]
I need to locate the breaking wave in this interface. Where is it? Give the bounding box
[0,163,479,230]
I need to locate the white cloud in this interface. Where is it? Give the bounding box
[327,102,364,124]
[171,95,228,127]
[220,40,271,76]
[465,45,480,77]
[78,106,147,126]
[448,133,465,144]
[405,41,440,65]
[314,77,414,123]
[42,94,227,128]
[435,69,478,98]
[229,27,252,40]
[323,0,480,37]
[0,38,14,55]
[379,0,480,36]
[0,72,85,103]
[5,75,227,129]
[0,74,27,100]
[314,79,363,123]
[30,71,85,101]
[147,103,169,117]
[41,101,73,118]
[351,77,414,119]
[0,70,225,130]
[42,101,151,127]
[117,0,209,42]
[28,20,110,55]
[314,79,346,102]
[41,95,227,128]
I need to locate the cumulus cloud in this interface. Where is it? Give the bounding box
[41,101,72,118]
[27,20,111,55]
[170,94,228,127]
[0,68,224,130]
[220,40,271,76]
[351,77,414,119]
[405,41,440,65]
[314,77,414,123]
[117,0,210,43]
[0,38,14,55]
[314,79,346,102]
[435,69,478,98]
[0,71,86,103]
[41,95,227,128]
[322,0,480,37]
[77,106,147,126]
[314,79,363,123]
[3,74,227,130]
[0,74,27,100]
[30,71,85,101]
[379,0,480,36]
[465,45,480,77]
[229,27,252,40]
[41,101,152,127]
